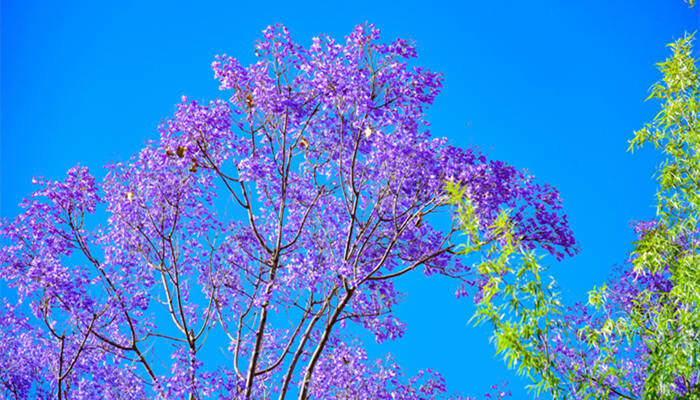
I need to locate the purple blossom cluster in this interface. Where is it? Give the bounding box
[0,24,575,399]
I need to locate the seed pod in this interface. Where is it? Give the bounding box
[176,146,186,158]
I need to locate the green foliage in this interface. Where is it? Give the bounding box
[447,180,564,397]
[626,32,700,399]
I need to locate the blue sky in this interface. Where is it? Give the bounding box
[2,0,698,398]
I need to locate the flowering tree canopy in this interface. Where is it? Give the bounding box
[466,33,699,400]
[0,24,575,399]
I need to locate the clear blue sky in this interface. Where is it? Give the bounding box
[2,0,698,398]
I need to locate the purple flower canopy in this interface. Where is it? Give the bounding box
[0,24,575,399]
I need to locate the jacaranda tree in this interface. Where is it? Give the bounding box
[462,31,699,400]
[0,24,576,399]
